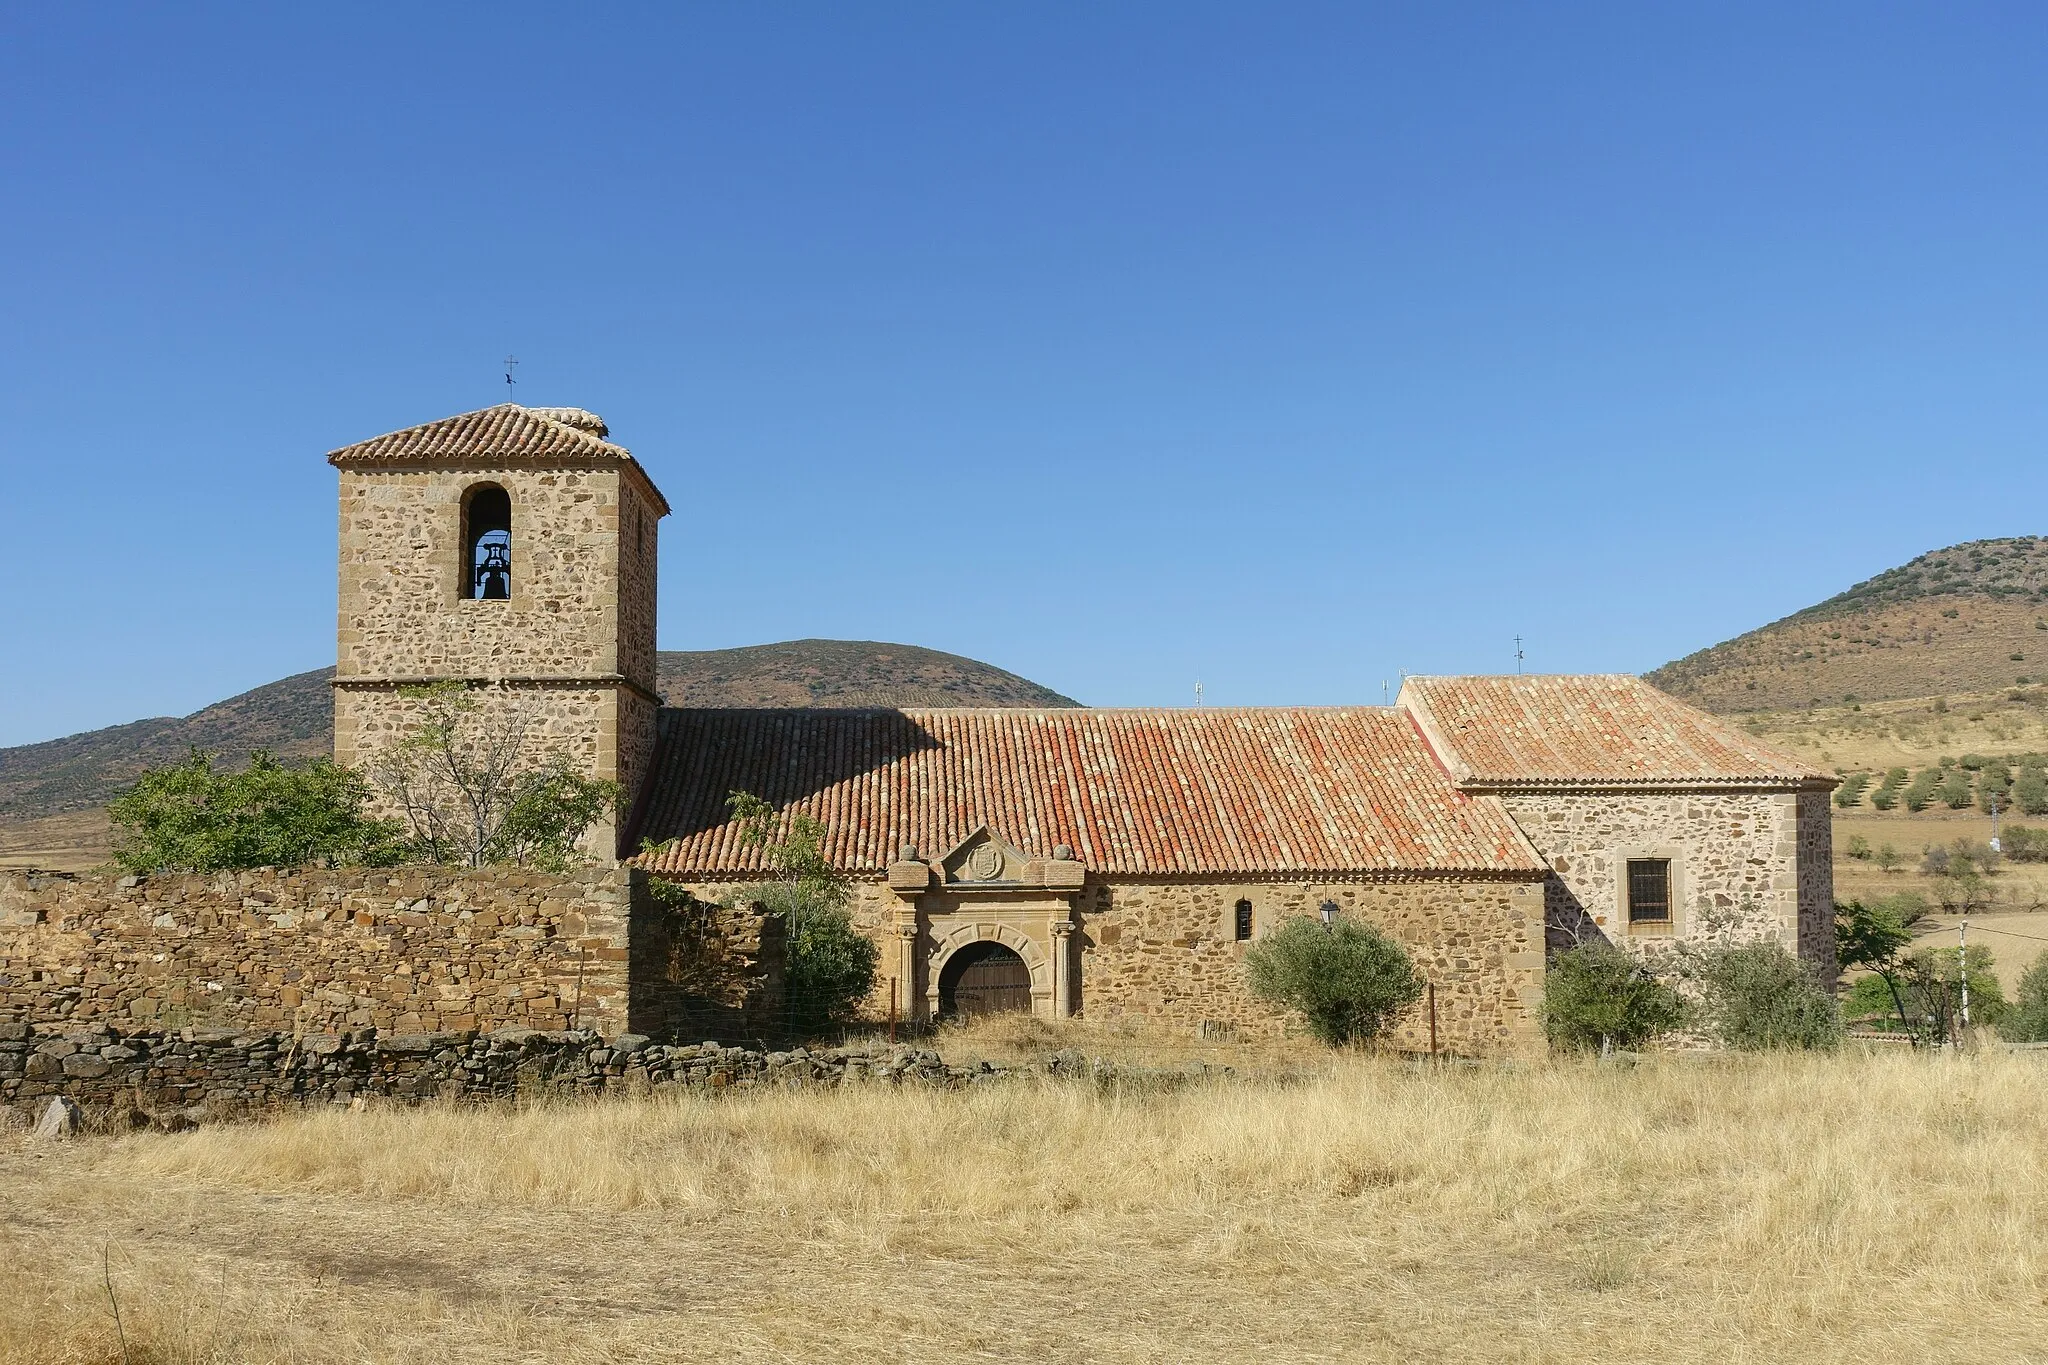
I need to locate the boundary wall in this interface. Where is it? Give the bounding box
[0,867,782,1046]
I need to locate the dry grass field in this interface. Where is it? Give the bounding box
[4,1044,2046,1364]
[0,810,110,873]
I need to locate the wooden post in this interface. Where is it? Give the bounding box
[889,977,898,1044]
[1428,982,1438,1060]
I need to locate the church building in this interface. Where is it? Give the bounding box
[329,405,1835,1056]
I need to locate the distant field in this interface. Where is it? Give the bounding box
[4,1047,2045,1363]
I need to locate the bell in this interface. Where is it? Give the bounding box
[476,542,511,600]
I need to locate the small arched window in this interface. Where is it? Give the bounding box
[462,485,512,600]
[1234,898,1254,941]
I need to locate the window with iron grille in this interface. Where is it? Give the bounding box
[1234,899,1253,941]
[1626,859,1671,923]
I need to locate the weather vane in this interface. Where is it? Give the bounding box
[503,355,518,403]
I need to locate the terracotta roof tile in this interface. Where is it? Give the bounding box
[1401,675,1832,789]
[327,404,670,513]
[631,707,1547,879]
[328,403,631,465]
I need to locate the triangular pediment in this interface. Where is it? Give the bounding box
[937,825,1030,885]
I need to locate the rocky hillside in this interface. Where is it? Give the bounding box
[0,641,1078,822]
[1648,538,2048,713]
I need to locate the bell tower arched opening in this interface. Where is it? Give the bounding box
[461,484,512,600]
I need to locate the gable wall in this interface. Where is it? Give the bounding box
[1499,789,1824,966]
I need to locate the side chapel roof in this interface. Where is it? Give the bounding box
[631,707,1548,880]
[1400,674,1833,790]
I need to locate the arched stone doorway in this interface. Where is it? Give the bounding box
[938,941,1034,1018]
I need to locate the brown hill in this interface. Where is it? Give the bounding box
[0,641,1078,824]
[1647,537,2048,713]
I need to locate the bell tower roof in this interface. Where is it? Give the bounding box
[326,404,668,511]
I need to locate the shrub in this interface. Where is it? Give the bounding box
[2002,957,2048,1043]
[1903,768,1943,812]
[775,896,881,1041]
[1845,834,1871,860]
[2001,824,2048,862]
[1940,767,1976,810]
[1870,767,1907,810]
[109,749,407,873]
[1875,843,1902,872]
[2015,767,2048,816]
[1539,943,1685,1054]
[1692,943,1841,1051]
[1900,944,2007,1043]
[724,791,877,1040]
[1244,918,1423,1046]
[1978,763,2012,813]
[1834,773,1871,809]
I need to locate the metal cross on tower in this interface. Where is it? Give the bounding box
[1514,635,1525,674]
[503,355,518,402]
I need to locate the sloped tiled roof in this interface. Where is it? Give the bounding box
[328,404,670,513]
[631,708,1547,879]
[328,403,631,465]
[1401,675,1832,789]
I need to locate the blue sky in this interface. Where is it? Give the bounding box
[2,4,2045,746]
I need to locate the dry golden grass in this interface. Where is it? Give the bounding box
[4,1047,2046,1363]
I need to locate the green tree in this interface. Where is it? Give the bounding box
[726,791,878,1039]
[370,682,617,870]
[2001,956,2048,1043]
[1834,772,1871,809]
[1691,942,1841,1050]
[2014,766,2048,816]
[1978,763,2012,813]
[1539,942,1685,1054]
[1244,917,1423,1046]
[1836,894,1927,1038]
[109,749,407,873]
[1900,944,2007,1045]
[2001,825,2048,862]
[1940,767,1976,810]
[1869,767,1908,811]
[1903,767,1943,812]
[1875,843,1903,873]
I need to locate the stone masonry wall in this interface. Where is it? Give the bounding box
[1074,877,1547,1057]
[615,476,660,695]
[1500,789,1827,967]
[1796,788,1836,977]
[0,1025,992,1130]
[336,464,630,682]
[0,866,633,1038]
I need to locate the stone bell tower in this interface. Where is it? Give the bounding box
[327,404,669,853]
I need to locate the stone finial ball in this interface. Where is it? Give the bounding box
[899,844,919,863]
[1053,844,1074,861]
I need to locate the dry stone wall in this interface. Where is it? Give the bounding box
[0,1025,1011,1130]
[0,866,634,1038]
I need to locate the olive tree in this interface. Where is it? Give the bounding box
[1244,916,1423,1046]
